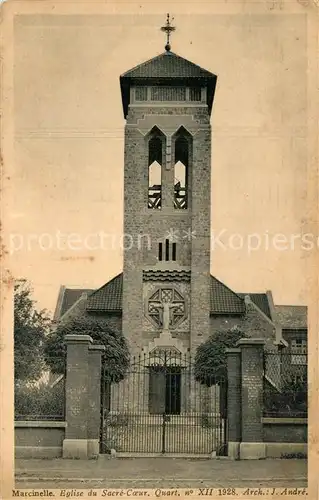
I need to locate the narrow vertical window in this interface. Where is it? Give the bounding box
[148,128,164,209]
[174,128,191,210]
[165,239,169,261]
[158,243,163,262]
[172,243,177,261]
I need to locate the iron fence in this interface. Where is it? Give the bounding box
[263,350,307,418]
[100,349,228,455]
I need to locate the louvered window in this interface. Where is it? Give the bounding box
[135,87,148,101]
[151,87,186,101]
[189,87,202,101]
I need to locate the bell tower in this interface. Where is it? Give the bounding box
[120,16,217,355]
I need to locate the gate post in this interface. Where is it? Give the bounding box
[88,344,105,458]
[237,338,266,460]
[63,334,92,459]
[226,348,241,460]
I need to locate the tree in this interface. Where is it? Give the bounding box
[44,316,130,383]
[14,280,51,382]
[194,326,247,386]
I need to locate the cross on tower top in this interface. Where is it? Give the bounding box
[160,13,176,52]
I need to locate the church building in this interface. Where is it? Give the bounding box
[53,17,307,369]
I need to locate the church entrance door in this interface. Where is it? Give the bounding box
[165,366,181,415]
[100,349,227,456]
[148,365,181,415]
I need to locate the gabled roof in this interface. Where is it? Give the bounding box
[86,273,122,312]
[120,51,217,118]
[238,293,271,319]
[54,287,94,320]
[54,275,305,329]
[55,273,245,317]
[210,276,245,315]
[274,305,307,329]
[121,51,216,79]
[86,273,245,315]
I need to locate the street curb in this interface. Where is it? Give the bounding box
[15,476,308,483]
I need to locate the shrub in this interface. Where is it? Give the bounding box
[14,380,65,420]
[264,377,307,417]
[194,327,247,385]
[100,413,130,453]
[44,316,130,384]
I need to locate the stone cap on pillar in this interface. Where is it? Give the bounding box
[64,334,93,344]
[237,338,266,347]
[89,344,106,352]
[225,348,241,354]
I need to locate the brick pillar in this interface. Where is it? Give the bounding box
[63,334,92,459]
[238,338,266,459]
[226,348,241,459]
[87,344,105,458]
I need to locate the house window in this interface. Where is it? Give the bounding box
[189,87,202,101]
[291,338,307,365]
[151,87,186,101]
[135,87,148,101]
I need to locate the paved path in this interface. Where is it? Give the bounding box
[15,457,307,489]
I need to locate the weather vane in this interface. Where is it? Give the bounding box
[160,13,176,52]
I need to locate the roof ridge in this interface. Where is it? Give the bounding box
[120,51,215,79]
[120,51,168,77]
[169,51,216,76]
[88,272,123,298]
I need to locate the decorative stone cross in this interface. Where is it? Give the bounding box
[153,292,183,330]
[160,299,178,331]
[148,288,186,330]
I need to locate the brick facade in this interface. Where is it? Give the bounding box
[56,48,307,458]
[226,348,241,459]
[239,339,265,446]
[122,105,212,355]
[226,340,307,460]
[63,335,105,459]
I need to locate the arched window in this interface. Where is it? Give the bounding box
[174,129,191,209]
[148,128,164,209]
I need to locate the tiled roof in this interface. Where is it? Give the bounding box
[120,51,217,118]
[274,305,307,328]
[86,274,123,312]
[238,293,271,319]
[58,273,245,315]
[84,273,245,315]
[55,276,306,329]
[60,289,93,317]
[210,276,245,315]
[121,51,216,79]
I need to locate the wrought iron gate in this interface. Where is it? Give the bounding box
[100,349,227,455]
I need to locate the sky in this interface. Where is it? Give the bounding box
[9,11,309,316]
